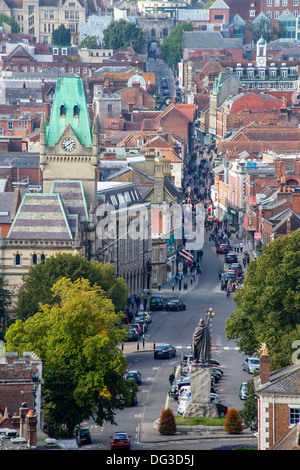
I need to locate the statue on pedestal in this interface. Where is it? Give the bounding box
[192,318,211,364]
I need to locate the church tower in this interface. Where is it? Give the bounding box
[40,77,99,211]
[256,36,266,68]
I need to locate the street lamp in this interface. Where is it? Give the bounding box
[206,307,215,344]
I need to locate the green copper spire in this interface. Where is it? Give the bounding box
[45,76,92,147]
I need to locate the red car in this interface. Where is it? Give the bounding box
[217,244,229,254]
[110,432,131,450]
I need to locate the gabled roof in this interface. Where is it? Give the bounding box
[255,363,300,396]
[46,77,92,147]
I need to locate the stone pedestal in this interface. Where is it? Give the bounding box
[183,362,218,419]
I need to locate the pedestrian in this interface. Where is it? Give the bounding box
[218,268,222,281]
[169,372,175,386]
[243,257,246,268]
[226,287,231,298]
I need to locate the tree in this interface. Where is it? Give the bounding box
[225,231,300,369]
[80,35,100,49]
[0,13,20,33]
[52,24,71,46]
[15,254,129,321]
[239,380,258,432]
[0,276,12,341]
[5,277,131,437]
[103,20,145,53]
[160,22,193,71]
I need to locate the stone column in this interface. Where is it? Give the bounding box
[183,363,218,419]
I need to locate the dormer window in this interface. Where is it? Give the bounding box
[73,104,79,117]
[60,104,66,117]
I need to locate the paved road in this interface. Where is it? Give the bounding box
[84,234,254,450]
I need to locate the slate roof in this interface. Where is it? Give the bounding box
[255,363,300,396]
[7,193,73,241]
[182,31,243,50]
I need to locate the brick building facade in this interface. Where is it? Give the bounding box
[255,346,300,450]
[0,349,43,429]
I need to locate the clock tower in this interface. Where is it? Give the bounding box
[256,36,266,69]
[40,77,99,211]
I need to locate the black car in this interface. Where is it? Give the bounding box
[165,300,186,311]
[154,344,176,359]
[125,328,140,342]
[75,427,91,446]
[149,296,165,311]
[225,253,238,264]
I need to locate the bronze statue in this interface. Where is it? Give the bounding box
[193,318,211,364]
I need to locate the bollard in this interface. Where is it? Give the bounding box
[137,341,139,351]
[153,341,156,350]
[143,336,145,348]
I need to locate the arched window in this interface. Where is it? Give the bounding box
[15,254,21,266]
[60,104,66,117]
[32,254,37,265]
[40,254,46,263]
[73,104,79,117]
[151,28,156,38]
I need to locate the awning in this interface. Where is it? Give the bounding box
[181,248,194,259]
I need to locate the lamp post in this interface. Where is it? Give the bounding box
[206,307,215,344]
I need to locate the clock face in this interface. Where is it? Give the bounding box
[62,138,75,152]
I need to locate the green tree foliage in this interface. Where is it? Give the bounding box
[225,231,300,369]
[5,277,131,437]
[0,13,20,33]
[0,276,12,341]
[80,35,99,49]
[240,380,258,432]
[16,254,129,321]
[52,24,71,46]
[160,22,193,71]
[103,20,145,53]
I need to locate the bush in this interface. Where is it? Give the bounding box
[224,408,243,434]
[158,408,177,435]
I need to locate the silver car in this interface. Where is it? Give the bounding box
[242,357,260,374]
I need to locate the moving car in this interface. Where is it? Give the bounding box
[154,343,176,359]
[225,253,238,264]
[217,243,229,254]
[239,382,249,400]
[75,427,91,445]
[124,370,142,385]
[110,432,131,450]
[161,77,168,88]
[165,300,186,311]
[149,296,165,311]
[242,357,260,374]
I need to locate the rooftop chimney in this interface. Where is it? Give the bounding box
[259,343,270,385]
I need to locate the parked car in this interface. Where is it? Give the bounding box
[154,343,176,359]
[242,357,260,374]
[75,427,91,446]
[110,432,131,450]
[149,296,165,311]
[125,327,140,342]
[217,243,229,254]
[230,263,243,277]
[130,323,142,335]
[138,311,152,323]
[180,363,190,376]
[225,253,238,264]
[165,300,186,311]
[124,370,142,385]
[134,317,148,332]
[239,382,249,400]
[169,378,190,399]
[161,77,168,88]
[182,354,193,366]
